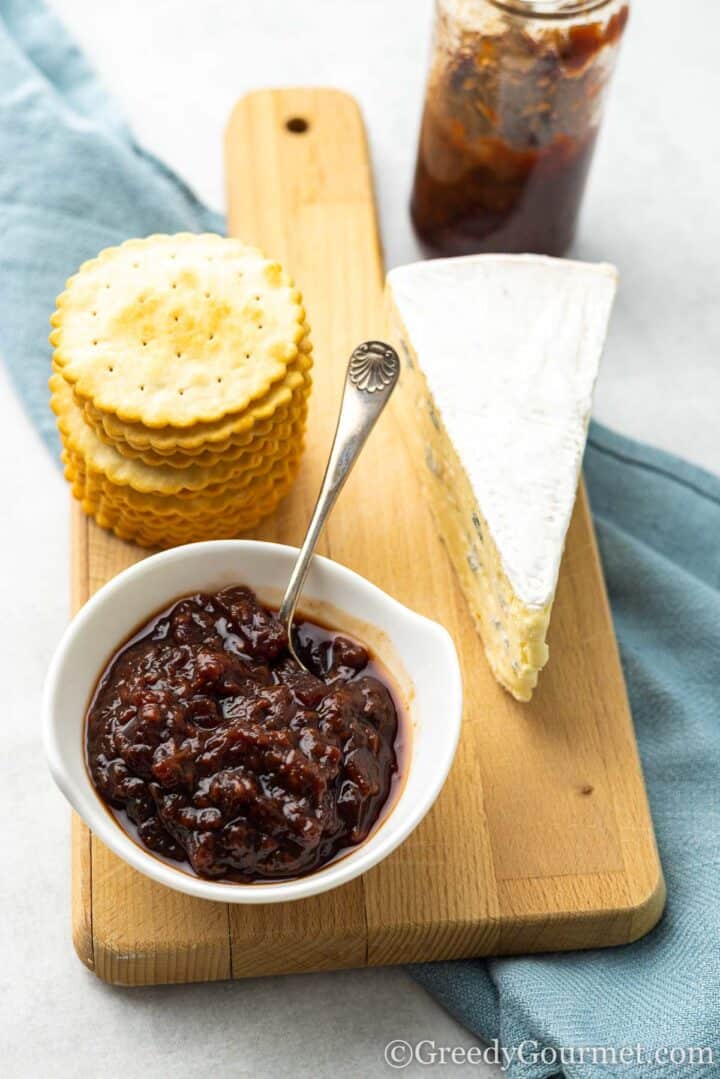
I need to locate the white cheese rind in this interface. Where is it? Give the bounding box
[386,254,617,610]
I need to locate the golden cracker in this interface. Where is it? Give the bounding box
[71,462,298,548]
[79,337,312,454]
[52,373,306,494]
[63,430,302,509]
[50,233,306,427]
[64,443,302,517]
[85,380,308,468]
[67,458,300,521]
[95,413,301,471]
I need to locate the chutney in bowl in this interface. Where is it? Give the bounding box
[86,585,405,883]
[44,540,462,904]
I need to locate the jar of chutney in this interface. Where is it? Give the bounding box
[410,0,629,257]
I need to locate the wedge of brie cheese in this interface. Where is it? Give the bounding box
[386,254,617,702]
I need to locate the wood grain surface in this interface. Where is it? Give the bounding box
[71,88,665,985]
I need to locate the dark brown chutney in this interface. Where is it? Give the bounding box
[86,587,401,882]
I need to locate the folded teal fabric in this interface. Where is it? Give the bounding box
[412,426,720,1077]
[3,4,718,1077]
[0,0,221,455]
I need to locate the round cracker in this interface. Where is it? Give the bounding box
[81,358,310,464]
[52,373,306,494]
[80,374,309,469]
[67,458,298,547]
[78,338,312,454]
[50,233,306,427]
[62,420,304,507]
[63,443,302,517]
[93,410,301,470]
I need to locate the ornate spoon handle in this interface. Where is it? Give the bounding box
[278,341,400,646]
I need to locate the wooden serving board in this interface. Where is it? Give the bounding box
[71,88,664,986]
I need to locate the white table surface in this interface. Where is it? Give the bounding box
[3,1,718,1075]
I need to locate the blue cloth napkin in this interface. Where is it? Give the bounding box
[2,4,718,1077]
[413,426,720,1077]
[0,0,221,455]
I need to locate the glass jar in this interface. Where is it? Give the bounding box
[410,0,629,257]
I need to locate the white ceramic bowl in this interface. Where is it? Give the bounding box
[43,540,462,904]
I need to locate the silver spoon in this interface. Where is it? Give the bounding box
[278,340,400,669]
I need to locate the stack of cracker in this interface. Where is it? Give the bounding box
[49,233,312,547]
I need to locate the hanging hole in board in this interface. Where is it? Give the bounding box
[285,117,309,135]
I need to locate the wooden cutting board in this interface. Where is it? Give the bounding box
[71,88,664,986]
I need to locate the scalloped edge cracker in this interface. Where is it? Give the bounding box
[78,338,312,453]
[63,440,303,515]
[95,410,302,470]
[65,453,299,545]
[50,233,307,427]
[52,373,306,495]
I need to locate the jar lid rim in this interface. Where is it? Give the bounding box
[489,0,613,16]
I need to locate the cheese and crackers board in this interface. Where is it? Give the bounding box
[44,88,663,986]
